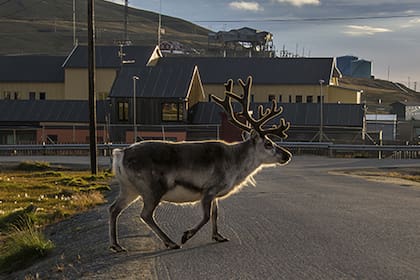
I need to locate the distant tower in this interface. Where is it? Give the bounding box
[124,0,128,41]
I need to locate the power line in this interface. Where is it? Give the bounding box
[191,14,420,23]
[2,13,420,24]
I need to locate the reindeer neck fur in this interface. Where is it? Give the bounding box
[227,137,268,191]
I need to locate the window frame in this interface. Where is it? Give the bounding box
[161,102,184,122]
[117,101,129,122]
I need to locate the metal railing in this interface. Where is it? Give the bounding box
[0,142,419,159]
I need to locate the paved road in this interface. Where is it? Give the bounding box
[150,156,420,280]
[3,155,420,279]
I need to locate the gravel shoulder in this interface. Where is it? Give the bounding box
[7,183,159,280]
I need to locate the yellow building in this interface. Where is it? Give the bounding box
[0,45,161,101]
[0,55,65,100]
[62,45,161,100]
[0,47,360,104]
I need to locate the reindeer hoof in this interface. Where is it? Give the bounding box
[181,230,194,244]
[213,233,229,243]
[110,244,127,253]
[166,243,181,250]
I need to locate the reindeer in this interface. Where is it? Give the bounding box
[109,76,292,252]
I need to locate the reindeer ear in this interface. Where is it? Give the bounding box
[242,130,259,141]
[241,131,250,141]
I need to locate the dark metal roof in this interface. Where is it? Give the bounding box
[190,102,363,127]
[0,55,65,83]
[110,56,337,99]
[62,45,157,68]
[156,57,336,85]
[109,63,196,99]
[0,100,107,124]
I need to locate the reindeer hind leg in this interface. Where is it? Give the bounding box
[140,192,180,249]
[109,191,137,253]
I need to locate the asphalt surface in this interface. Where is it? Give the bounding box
[2,155,420,279]
[151,156,420,280]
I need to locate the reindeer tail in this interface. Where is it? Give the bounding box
[112,148,124,175]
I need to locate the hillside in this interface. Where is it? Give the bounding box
[339,77,420,113]
[0,0,210,55]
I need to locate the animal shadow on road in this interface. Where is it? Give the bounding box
[110,240,222,264]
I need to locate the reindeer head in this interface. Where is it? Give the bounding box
[211,76,292,165]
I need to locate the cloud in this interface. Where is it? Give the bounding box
[409,18,420,24]
[229,1,264,11]
[343,25,392,36]
[401,17,420,28]
[274,0,320,7]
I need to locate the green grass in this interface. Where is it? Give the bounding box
[0,217,54,274]
[0,161,112,274]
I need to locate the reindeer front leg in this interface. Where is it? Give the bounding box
[211,199,229,243]
[181,194,214,244]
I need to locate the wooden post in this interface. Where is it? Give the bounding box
[88,0,98,174]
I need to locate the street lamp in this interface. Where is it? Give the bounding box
[319,79,325,142]
[133,75,139,143]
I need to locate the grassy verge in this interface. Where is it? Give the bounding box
[0,161,112,274]
[340,167,420,184]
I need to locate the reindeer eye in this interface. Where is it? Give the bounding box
[264,140,273,149]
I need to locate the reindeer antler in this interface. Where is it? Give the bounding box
[211,76,290,139]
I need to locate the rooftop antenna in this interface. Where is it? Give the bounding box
[158,0,162,46]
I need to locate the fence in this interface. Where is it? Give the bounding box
[281,142,420,159]
[0,124,221,145]
[0,142,419,159]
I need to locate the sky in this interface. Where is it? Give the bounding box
[108,0,420,89]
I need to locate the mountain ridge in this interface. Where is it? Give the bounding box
[0,0,210,55]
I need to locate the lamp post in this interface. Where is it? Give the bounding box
[133,75,139,143]
[319,79,325,142]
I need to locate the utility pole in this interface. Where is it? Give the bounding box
[158,0,162,46]
[133,76,139,143]
[88,0,97,174]
[124,0,128,41]
[73,0,76,46]
[319,79,324,142]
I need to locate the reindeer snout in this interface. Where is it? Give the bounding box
[276,146,292,164]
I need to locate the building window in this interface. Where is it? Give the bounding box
[296,95,303,103]
[288,95,292,103]
[268,95,275,102]
[317,96,325,103]
[162,102,184,121]
[117,101,129,121]
[14,92,19,100]
[3,91,11,100]
[278,95,282,103]
[29,92,36,100]
[39,92,46,100]
[306,96,313,103]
